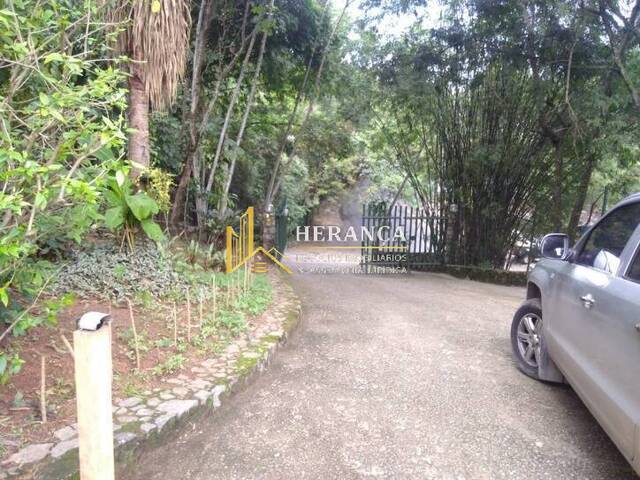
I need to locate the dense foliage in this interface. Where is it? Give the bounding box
[358,0,640,266]
[0,0,130,379]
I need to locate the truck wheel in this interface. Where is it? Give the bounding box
[510,298,544,380]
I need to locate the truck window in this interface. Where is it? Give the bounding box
[576,203,640,274]
[627,248,640,282]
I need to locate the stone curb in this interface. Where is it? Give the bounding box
[2,273,302,480]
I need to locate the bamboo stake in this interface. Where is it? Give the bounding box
[243,263,248,294]
[60,334,75,359]
[233,273,237,301]
[212,278,217,324]
[173,301,178,346]
[186,288,192,342]
[126,299,141,370]
[199,293,203,327]
[40,356,47,423]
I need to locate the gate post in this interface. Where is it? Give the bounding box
[445,203,459,265]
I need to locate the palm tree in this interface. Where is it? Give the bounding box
[111,0,191,176]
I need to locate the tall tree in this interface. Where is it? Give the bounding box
[170,0,255,225]
[110,0,191,177]
[218,0,275,218]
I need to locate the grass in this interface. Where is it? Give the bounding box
[115,371,147,398]
[236,274,272,316]
[118,327,151,361]
[152,354,186,376]
[111,262,275,398]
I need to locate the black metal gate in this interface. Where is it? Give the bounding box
[360,202,446,272]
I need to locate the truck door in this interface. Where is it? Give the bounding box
[547,202,640,461]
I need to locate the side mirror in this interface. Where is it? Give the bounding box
[540,233,570,260]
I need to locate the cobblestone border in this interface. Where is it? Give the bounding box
[1,272,301,480]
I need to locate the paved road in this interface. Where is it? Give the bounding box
[124,261,636,479]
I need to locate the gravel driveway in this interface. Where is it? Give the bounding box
[123,253,636,479]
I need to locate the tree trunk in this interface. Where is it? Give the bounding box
[196,29,258,233]
[128,74,150,177]
[567,154,597,241]
[551,142,563,231]
[170,151,193,225]
[217,4,271,217]
[170,0,216,226]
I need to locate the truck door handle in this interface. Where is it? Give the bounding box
[580,294,595,309]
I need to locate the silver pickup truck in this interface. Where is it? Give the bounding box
[511,193,640,473]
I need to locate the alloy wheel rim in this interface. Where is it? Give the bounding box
[516,312,542,368]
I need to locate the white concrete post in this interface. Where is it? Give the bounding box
[73,312,115,480]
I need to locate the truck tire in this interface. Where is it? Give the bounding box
[510,298,544,380]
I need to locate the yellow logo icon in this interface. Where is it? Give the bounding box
[226,207,292,274]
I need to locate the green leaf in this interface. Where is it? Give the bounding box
[34,192,47,209]
[140,218,165,243]
[43,52,64,64]
[95,146,115,163]
[50,109,65,123]
[115,170,126,187]
[125,193,158,221]
[0,287,8,307]
[104,206,125,229]
[151,0,161,13]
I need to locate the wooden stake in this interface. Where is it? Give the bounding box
[74,321,115,480]
[61,334,75,359]
[126,299,141,370]
[243,263,248,294]
[173,301,178,346]
[186,288,192,342]
[212,278,217,324]
[199,293,203,327]
[40,356,47,423]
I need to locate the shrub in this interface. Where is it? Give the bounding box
[103,173,165,251]
[0,1,128,381]
[51,242,186,302]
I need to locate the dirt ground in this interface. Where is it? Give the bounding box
[1,283,250,461]
[121,246,636,479]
